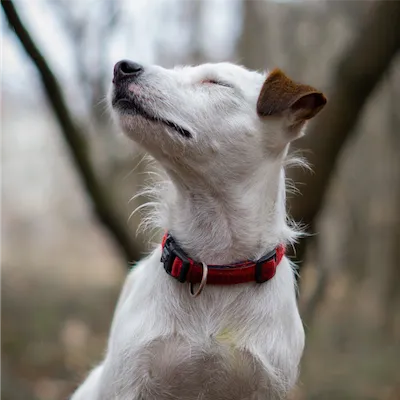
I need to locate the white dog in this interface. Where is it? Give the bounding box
[71,61,326,400]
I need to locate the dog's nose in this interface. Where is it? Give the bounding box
[113,60,144,83]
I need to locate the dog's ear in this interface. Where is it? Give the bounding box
[257,69,326,140]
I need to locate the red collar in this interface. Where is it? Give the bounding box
[161,233,285,285]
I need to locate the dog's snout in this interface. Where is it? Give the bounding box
[113,60,144,83]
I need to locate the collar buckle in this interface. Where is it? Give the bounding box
[161,234,191,282]
[255,247,278,283]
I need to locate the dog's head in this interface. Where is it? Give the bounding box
[110,61,326,181]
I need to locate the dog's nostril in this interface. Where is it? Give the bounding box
[114,60,144,81]
[120,61,143,74]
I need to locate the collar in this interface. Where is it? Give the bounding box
[160,233,285,285]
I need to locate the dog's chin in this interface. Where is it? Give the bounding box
[111,95,192,139]
[112,97,142,117]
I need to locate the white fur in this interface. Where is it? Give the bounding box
[71,62,309,400]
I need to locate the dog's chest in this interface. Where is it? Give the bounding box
[102,333,273,400]
[99,253,304,400]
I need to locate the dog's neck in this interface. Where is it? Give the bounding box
[163,157,293,265]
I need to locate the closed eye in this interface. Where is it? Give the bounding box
[201,79,233,88]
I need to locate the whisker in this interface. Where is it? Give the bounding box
[123,153,149,181]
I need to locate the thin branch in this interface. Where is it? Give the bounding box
[2,0,141,263]
[288,0,400,265]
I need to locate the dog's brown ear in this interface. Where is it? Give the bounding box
[257,69,327,124]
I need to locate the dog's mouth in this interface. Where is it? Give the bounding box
[112,94,192,139]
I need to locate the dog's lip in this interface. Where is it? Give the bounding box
[112,94,192,139]
[113,97,132,106]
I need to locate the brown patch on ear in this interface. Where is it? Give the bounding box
[257,69,327,121]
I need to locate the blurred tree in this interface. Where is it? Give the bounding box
[2,0,141,264]
[181,0,204,65]
[289,0,400,263]
[237,0,270,70]
[48,0,120,124]
[43,0,152,253]
[236,2,400,331]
